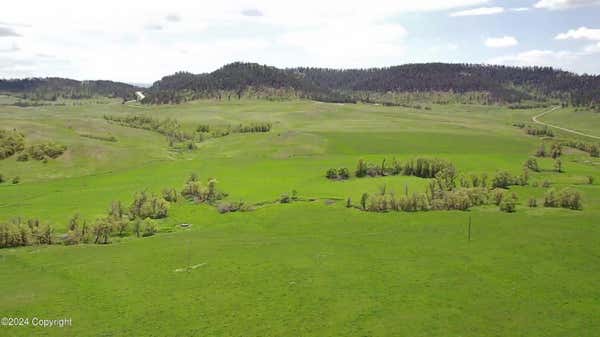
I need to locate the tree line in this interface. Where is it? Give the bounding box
[342,156,582,213]
[0,78,138,101]
[142,62,600,107]
[1,173,230,248]
[105,114,272,149]
[1,128,66,163]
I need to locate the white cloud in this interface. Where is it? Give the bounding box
[0,0,494,81]
[489,49,577,66]
[583,42,600,53]
[555,27,600,40]
[279,23,408,68]
[0,27,21,37]
[485,36,518,48]
[450,7,504,16]
[510,7,530,11]
[534,0,600,10]
[489,45,600,73]
[165,14,181,22]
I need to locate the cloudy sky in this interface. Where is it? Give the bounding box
[1,0,600,83]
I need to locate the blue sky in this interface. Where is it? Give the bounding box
[1,0,600,82]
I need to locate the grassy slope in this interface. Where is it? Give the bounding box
[0,99,599,336]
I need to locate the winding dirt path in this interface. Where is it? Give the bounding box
[532,106,600,140]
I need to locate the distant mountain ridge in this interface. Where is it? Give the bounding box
[1,62,599,108]
[143,62,600,107]
[0,77,139,100]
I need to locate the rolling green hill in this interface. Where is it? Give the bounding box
[0,97,599,336]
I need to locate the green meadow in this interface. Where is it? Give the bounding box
[1,99,599,336]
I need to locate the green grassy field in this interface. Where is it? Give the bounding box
[1,99,599,336]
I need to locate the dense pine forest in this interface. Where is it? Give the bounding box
[142,62,600,108]
[2,62,599,109]
[0,77,139,101]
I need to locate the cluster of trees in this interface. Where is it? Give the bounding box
[0,174,20,184]
[180,174,227,203]
[524,125,554,137]
[535,143,562,158]
[0,129,25,160]
[491,170,528,188]
[353,157,454,179]
[0,173,234,248]
[356,182,515,213]
[562,140,599,157]
[22,142,67,161]
[326,167,350,180]
[79,133,118,142]
[0,218,54,248]
[1,129,65,162]
[105,115,273,149]
[0,78,138,101]
[237,122,272,133]
[104,115,194,145]
[543,188,583,210]
[63,211,159,246]
[143,62,600,107]
[217,201,254,213]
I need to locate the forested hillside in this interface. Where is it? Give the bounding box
[0,77,139,101]
[143,62,600,108]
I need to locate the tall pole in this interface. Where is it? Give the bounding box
[468,215,472,242]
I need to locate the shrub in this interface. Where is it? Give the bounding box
[0,218,55,248]
[346,197,352,208]
[27,142,66,160]
[356,159,368,177]
[142,218,158,237]
[0,174,3,183]
[64,214,89,244]
[543,188,582,210]
[559,188,582,210]
[181,177,225,203]
[12,176,20,184]
[280,194,291,203]
[237,122,272,133]
[162,188,178,202]
[326,168,338,179]
[16,153,29,161]
[528,198,537,207]
[492,188,505,205]
[550,143,562,158]
[535,144,546,157]
[0,129,26,160]
[500,193,518,212]
[524,158,539,172]
[217,201,252,213]
[92,218,112,244]
[541,180,551,188]
[554,158,562,173]
[196,124,210,133]
[525,126,554,137]
[129,192,170,219]
[588,176,594,184]
[360,193,369,210]
[131,218,142,238]
[338,168,350,180]
[491,171,522,189]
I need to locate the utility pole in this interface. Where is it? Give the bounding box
[468,215,472,242]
